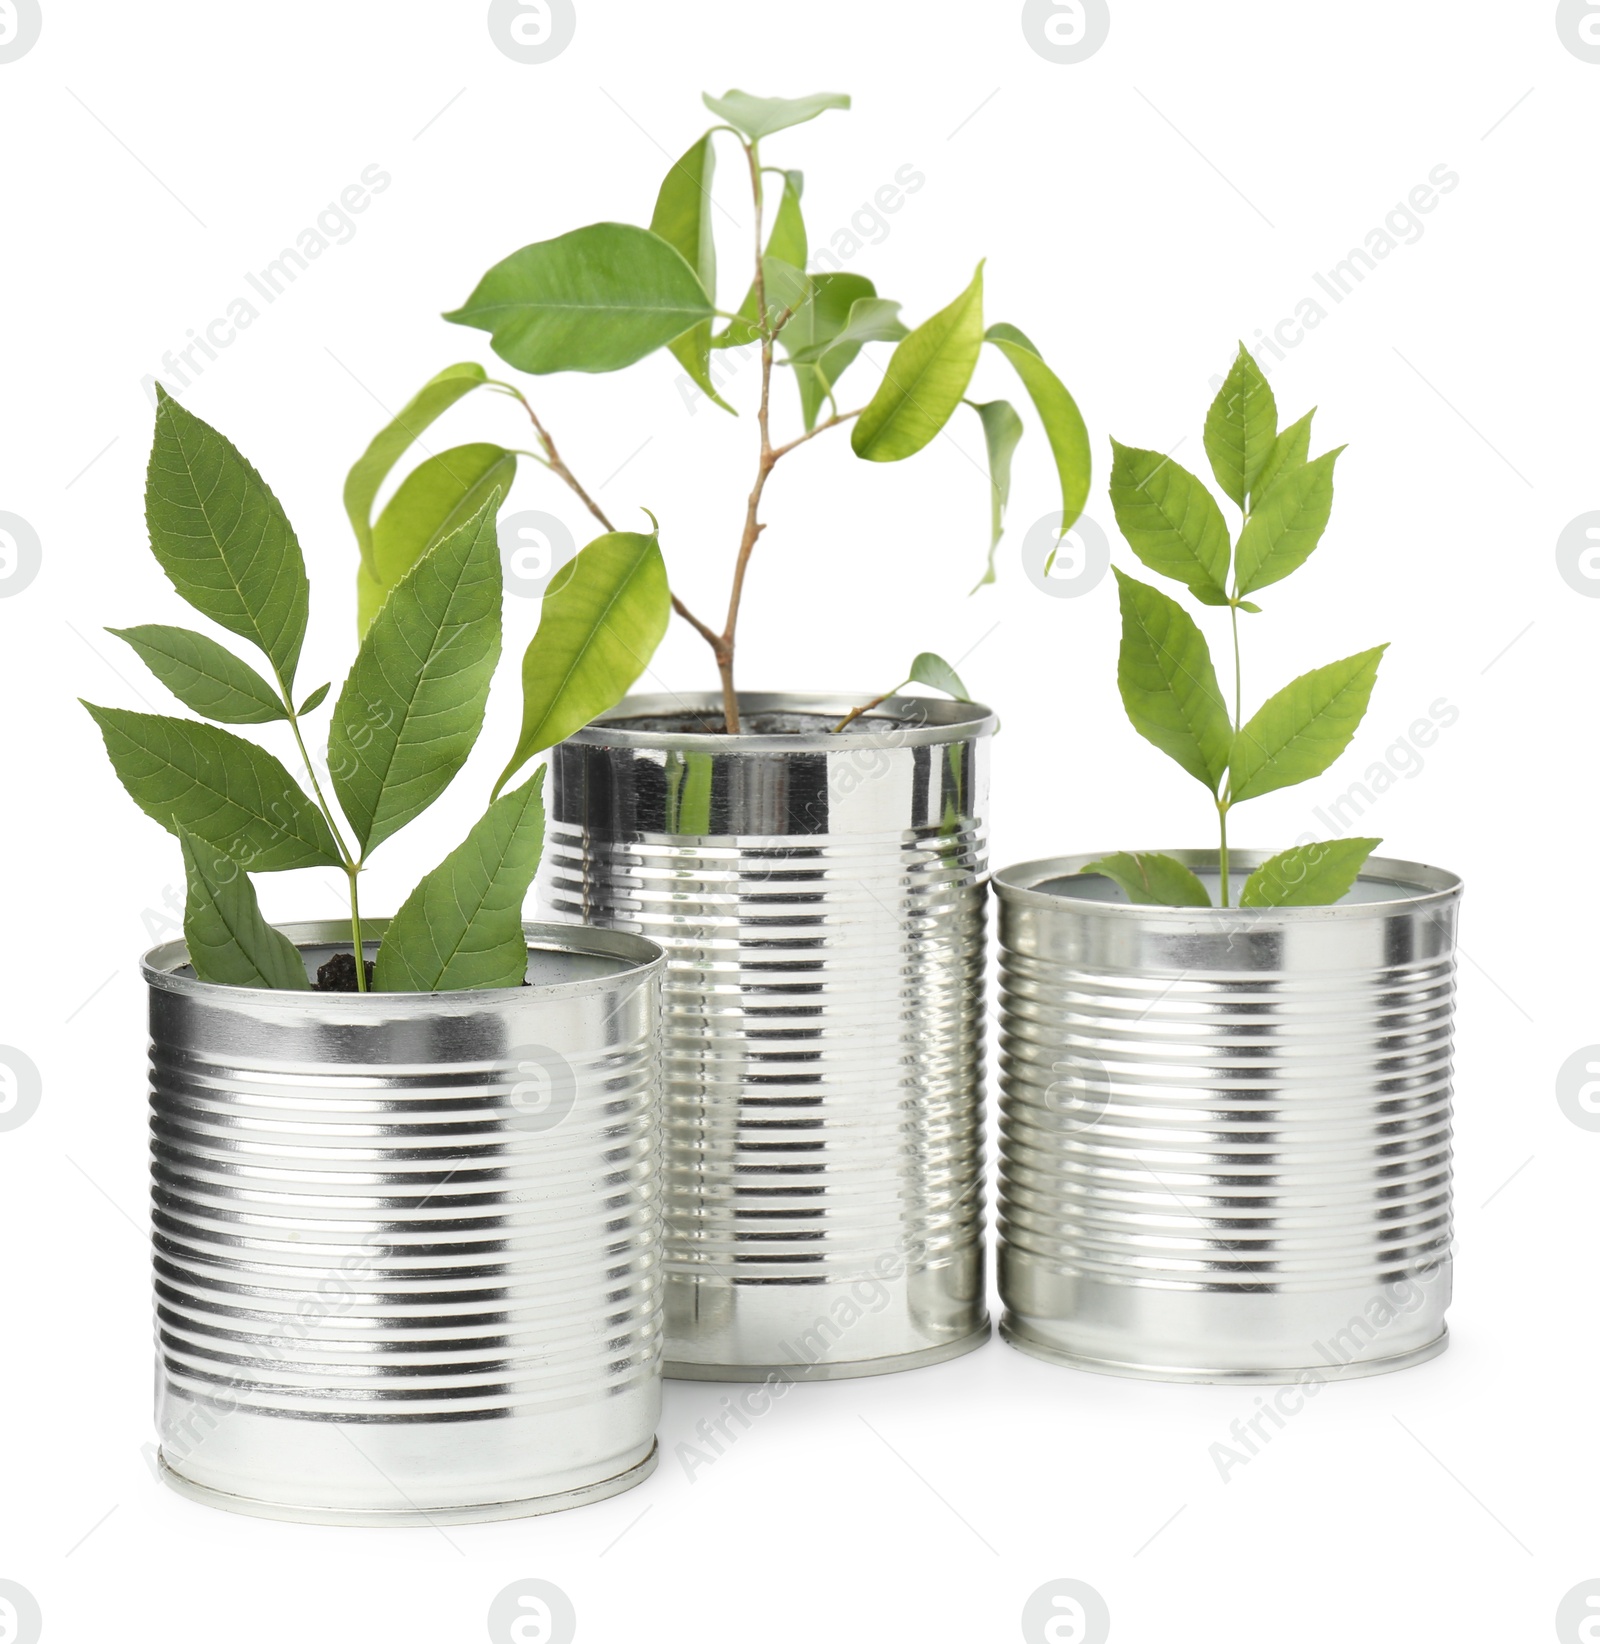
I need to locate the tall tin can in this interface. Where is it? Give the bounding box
[541,693,994,1381]
[994,852,1461,1384]
[145,919,665,1525]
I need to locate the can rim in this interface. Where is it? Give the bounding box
[993,850,1462,919]
[562,690,997,752]
[141,918,666,1004]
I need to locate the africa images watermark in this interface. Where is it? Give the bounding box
[1213,164,1460,391]
[1208,1254,1451,1484]
[140,164,392,406]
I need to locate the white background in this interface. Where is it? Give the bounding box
[1,1,1595,1639]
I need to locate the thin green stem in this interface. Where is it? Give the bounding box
[1218,801,1231,909]
[276,676,366,982]
[346,863,368,993]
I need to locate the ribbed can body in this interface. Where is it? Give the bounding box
[542,694,993,1381]
[144,920,665,1525]
[995,853,1461,1384]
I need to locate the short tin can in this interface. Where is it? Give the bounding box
[541,693,993,1381]
[145,919,665,1525]
[994,851,1461,1384]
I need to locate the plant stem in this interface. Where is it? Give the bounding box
[832,677,908,735]
[346,863,368,992]
[276,684,367,987]
[1217,800,1231,909]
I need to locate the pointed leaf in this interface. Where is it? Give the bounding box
[718,171,807,347]
[651,131,732,414]
[779,274,877,429]
[1240,838,1382,908]
[1234,447,1343,597]
[298,683,330,715]
[1108,440,1232,604]
[1251,408,1315,511]
[1112,569,1232,792]
[701,89,850,141]
[494,529,671,796]
[375,770,547,993]
[853,264,985,462]
[1204,344,1278,509]
[445,223,715,376]
[178,825,308,989]
[907,651,970,700]
[985,323,1092,538]
[109,625,287,725]
[343,362,490,573]
[83,703,341,870]
[361,443,517,633]
[146,388,309,686]
[787,291,907,364]
[330,496,503,856]
[1229,645,1388,804]
[969,398,1024,587]
[1079,851,1212,908]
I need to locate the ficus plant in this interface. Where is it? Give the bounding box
[1082,346,1386,910]
[84,390,665,992]
[348,87,1092,734]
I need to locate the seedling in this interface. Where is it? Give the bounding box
[349,88,1092,733]
[1086,347,1386,909]
[86,392,665,991]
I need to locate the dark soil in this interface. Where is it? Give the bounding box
[315,952,376,992]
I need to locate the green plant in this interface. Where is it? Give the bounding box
[1086,346,1386,909]
[85,391,666,991]
[349,88,1091,734]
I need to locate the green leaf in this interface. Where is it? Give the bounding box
[853,264,985,462]
[1112,569,1233,792]
[786,290,907,365]
[1228,645,1388,804]
[1108,440,1232,605]
[907,651,970,700]
[361,442,517,634]
[1240,838,1381,908]
[444,223,715,376]
[375,770,547,993]
[701,88,850,141]
[330,496,503,857]
[298,683,330,715]
[1204,344,1278,510]
[1234,447,1344,597]
[985,323,1092,538]
[109,625,287,725]
[1079,851,1212,908]
[779,274,877,429]
[177,825,308,989]
[82,703,341,870]
[146,388,309,687]
[718,171,808,348]
[494,529,671,797]
[651,131,732,414]
[1251,408,1315,511]
[968,399,1024,588]
[342,362,490,574]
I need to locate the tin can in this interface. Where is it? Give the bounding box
[542,693,993,1380]
[145,919,664,1524]
[994,852,1461,1383]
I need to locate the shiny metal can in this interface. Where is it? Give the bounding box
[994,852,1461,1384]
[542,693,994,1381]
[144,919,665,1525]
